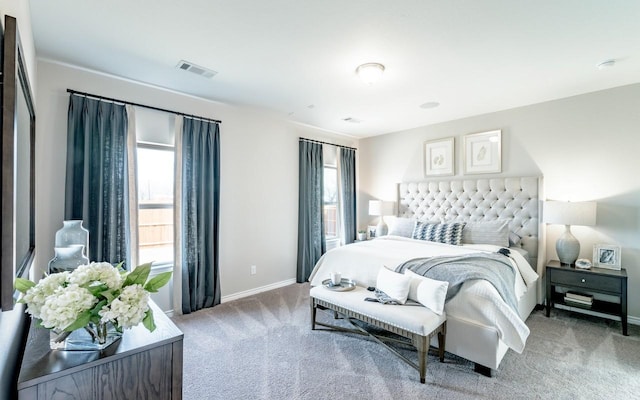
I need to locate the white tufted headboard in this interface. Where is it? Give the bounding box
[397,177,542,271]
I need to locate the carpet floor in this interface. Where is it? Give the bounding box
[172,283,640,399]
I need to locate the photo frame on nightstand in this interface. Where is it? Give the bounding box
[593,244,621,270]
[367,225,377,240]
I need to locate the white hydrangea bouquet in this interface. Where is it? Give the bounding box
[15,262,171,348]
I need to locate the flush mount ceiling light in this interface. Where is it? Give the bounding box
[419,102,440,109]
[596,59,616,69]
[356,63,385,85]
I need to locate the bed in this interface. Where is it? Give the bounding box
[309,177,543,375]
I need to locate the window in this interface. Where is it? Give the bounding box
[323,145,340,248]
[137,143,174,265]
[323,166,338,239]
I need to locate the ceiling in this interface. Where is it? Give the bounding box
[29,0,640,138]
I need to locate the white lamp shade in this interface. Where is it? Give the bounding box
[543,201,597,226]
[368,200,394,216]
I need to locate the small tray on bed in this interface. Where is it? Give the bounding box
[322,278,356,292]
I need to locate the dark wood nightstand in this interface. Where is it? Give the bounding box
[545,260,628,335]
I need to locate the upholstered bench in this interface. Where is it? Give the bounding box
[310,285,447,383]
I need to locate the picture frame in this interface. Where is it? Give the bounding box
[367,225,377,240]
[593,244,621,270]
[463,129,501,174]
[424,137,454,176]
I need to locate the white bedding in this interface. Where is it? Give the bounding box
[308,235,538,353]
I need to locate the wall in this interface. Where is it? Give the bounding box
[358,83,640,319]
[0,2,35,398]
[35,60,357,311]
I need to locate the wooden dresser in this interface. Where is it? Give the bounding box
[17,301,183,399]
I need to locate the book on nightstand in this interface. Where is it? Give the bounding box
[564,292,593,308]
[565,291,593,303]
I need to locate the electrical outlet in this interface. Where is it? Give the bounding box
[250,265,257,275]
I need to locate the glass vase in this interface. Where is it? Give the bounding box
[49,322,122,351]
[55,220,90,257]
[48,245,89,274]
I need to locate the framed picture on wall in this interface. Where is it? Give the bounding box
[463,130,501,174]
[593,244,621,270]
[424,137,454,176]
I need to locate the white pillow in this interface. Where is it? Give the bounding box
[376,267,411,304]
[387,217,417,238]
[461,220,509,247]
[405,269,449,315]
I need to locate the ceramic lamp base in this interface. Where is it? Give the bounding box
[556,225,580,265]
[376,217,388,237]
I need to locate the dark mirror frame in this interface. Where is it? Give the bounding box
[1,15,36,311]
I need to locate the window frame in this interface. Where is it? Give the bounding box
[136,141,175,268]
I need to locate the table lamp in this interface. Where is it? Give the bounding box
[543,200,597,265]
[368,200,394,236]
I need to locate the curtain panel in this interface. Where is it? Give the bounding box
[179,118,221,314]
[65,95,131,267]
[339,147,356,244]
[297,140,325,283]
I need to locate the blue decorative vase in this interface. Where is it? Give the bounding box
[55,220,89,257]
[48,245,89,274]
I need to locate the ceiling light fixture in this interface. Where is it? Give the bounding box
[356,63,385,85]
[596,59,616,69]
[419,102,440,109]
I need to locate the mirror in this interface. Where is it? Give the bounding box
[1,15,36,310]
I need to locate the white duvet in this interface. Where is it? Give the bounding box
[308,235,538,353]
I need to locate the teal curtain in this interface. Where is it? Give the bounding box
[65,95,130,267]
[181,118,220,314]
[297,140,325,282]
[339,148,356,244]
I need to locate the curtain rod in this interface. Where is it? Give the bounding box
[67,89,222,124]
[299,137,357,151]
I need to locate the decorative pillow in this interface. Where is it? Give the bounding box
[509,232,522,247]
[387,217,417,238]
[461,220,509,247]
[412,221,465,246]
[376,267,411,304]
[405,269,449,315]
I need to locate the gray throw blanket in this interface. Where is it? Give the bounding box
[395,252,518,313]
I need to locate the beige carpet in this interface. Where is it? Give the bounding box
[172,283,640,400]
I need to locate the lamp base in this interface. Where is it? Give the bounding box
[556,225,580,266]
[376,217,388,237]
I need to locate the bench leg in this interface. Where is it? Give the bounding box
[418,349,427,384]
[438,329,446,362]
[310,299,317,330]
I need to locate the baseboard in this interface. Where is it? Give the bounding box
[628,315,640,326]
[221,278,297,303]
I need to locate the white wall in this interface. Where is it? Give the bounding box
[358,83,640,319]
[35,60,357,308]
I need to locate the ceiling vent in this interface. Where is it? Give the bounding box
[176,60,217,79]
[342,117,362,123]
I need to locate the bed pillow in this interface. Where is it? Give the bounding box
[412,221,465,246]
[405,269,448,315]
[509,232,522,247]
[376,267,411,304]
[387,217,417,238]
[461,220,509,247]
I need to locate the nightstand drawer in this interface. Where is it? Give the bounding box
[549,269,621,293]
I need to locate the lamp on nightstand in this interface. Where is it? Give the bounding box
[369,200,394,237]
[543,200,597,266]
